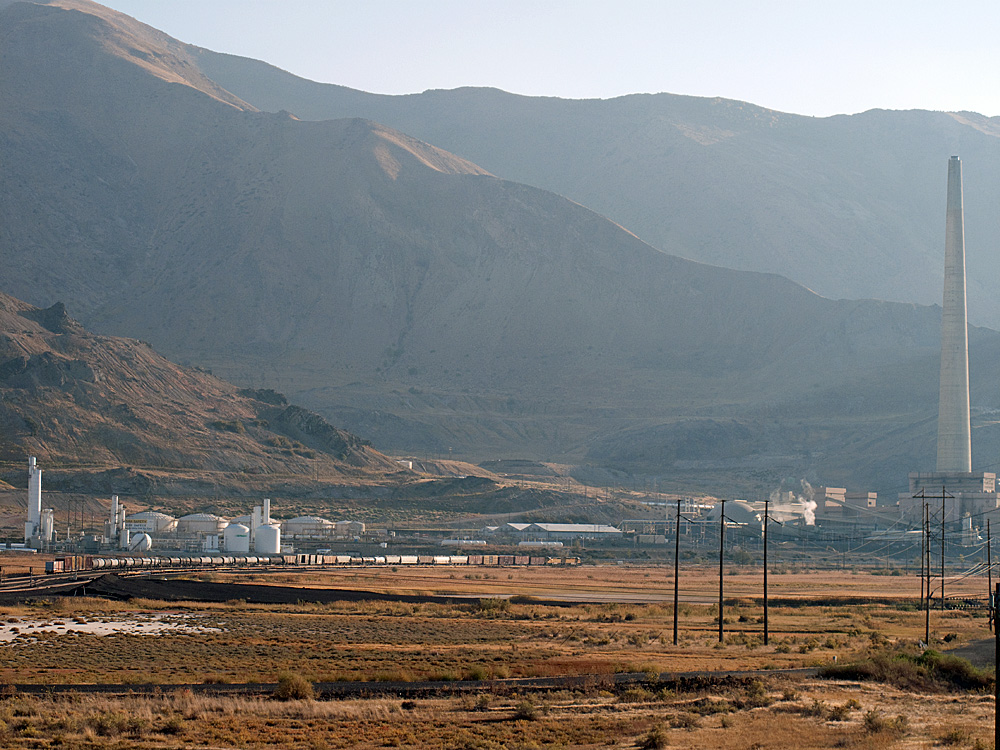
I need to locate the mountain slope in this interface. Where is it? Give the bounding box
[5,1,1000,495]
[190,51,1000,327]
[0,291,400,478]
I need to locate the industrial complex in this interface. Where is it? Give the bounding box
[7,157,997,566]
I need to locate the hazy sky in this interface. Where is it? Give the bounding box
[101,1,999,118]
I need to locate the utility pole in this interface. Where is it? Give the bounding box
[673,495,681,646]
[941,486,947,611]
[994,582,999,750]
[914,486,952,636]
[763,497,769,646]
[763,496,783,646]
[920,498,926,608]
[718,498,726,644]
[989,520,994,633]
[925,502,931,645]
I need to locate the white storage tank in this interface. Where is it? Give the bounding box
[125,511,178,534]
[223,523,251,553]
[255,523,281,554]
[128,533,152,552]
[283,516,335,538]
[335,519,366,537]
[177,513,228,535]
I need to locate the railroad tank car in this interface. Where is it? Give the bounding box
[46,548,582,575]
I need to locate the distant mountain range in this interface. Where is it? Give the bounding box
[191,49,1000,328]
[4,0,1000,496]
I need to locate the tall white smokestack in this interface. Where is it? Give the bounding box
[936,156,972,473]
[24,456,42,543]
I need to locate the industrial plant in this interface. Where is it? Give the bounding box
[14,457,374,558]
[6,158,995,568]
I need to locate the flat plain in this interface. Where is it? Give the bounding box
[0,563,993,749]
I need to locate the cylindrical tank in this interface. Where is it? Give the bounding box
[223,523,250,553]
[125,511,178,534]
[255,523,281,555]
[177,513,228,535]
[284,516,335,538]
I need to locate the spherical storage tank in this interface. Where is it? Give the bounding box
[223,523,251,553]
[128,533,153,552]
[255,523,281,554]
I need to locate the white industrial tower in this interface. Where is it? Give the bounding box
[23,456,54,548]
[24,456,41,543]
[900,156,997,526]
[936,155,972,473]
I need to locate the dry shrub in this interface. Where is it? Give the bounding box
[687,697,732,715]
[273,672,314,701]
[640,723,669,749]
[475,598,510,616]
[820,649,992,692]
[937,727,970,745]
[463,664,490,681]
[162,715,185,735]
[619,686,654,703]
[512,698,537,721]
[800,698,829,718]
[827,702,852,721]
[669,712,700,730]
[862,709,908,737]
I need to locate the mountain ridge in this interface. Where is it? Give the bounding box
[188,48,1000,327]
[0,290,402,480]
[5,1,1000,496]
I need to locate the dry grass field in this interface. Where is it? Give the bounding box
[0,564,994,749]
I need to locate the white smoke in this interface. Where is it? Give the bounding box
[799,479,817,526]
[767,481,817,525]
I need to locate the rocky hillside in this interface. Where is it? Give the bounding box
[5,1,1000,495]
[0,292,402,479]
[191,51,1000,327]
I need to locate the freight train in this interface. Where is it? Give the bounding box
[45,553,581,574]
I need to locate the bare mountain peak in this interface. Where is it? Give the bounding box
[2,0,254,110]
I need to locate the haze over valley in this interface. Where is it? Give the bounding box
[4,0,1000,497]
